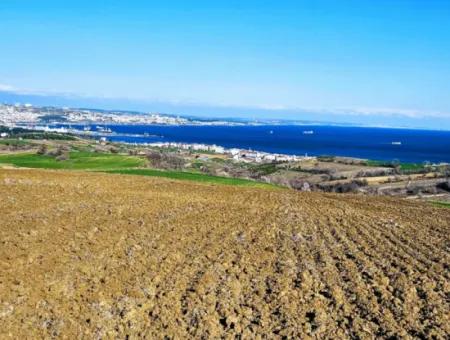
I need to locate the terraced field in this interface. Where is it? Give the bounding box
[0,169,449,338]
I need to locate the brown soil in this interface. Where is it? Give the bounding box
[0,169,449,339]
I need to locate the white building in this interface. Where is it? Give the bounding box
[229,148,240,156]
[211,145,225,153]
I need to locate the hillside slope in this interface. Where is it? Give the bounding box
[0,169,449,338]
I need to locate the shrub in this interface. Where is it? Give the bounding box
[146,150,185,170]
[355,168,394,178]
[289,179,312,191]
[37,144,48,155]
[109,146,119,154]
[55,154,69,162]
[437,180,450,192]
[55,145,70,156]
[318,179,368,193]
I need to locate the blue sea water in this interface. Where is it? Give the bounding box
[70,124,450,164]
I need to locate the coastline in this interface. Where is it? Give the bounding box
[4,122,450,164]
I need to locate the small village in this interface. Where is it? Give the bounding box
[0,103,247,126]
[146,141,315,163]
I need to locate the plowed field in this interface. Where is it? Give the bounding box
[0,169,449,339]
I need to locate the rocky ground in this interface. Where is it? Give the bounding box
[0,169,449,339]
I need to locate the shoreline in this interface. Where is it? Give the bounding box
[3,122,450,165]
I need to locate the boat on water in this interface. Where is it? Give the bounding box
[96,126,113,133]
[392,141,402,145]
[269,130,274,134]
[303,130,314,135]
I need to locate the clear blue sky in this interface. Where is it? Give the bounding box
[1,1,450,128]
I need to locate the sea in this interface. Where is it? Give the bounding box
[66,124,450,164]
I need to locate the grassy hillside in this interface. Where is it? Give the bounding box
[106,168,275,188]
[0,151,145,170]
[0,168,448,338]
[431,200,450,209]
[365,159,427,171]
[0,151,273,187]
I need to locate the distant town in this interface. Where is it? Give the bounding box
[0,103,246,126]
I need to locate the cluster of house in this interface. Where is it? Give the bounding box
[229,149,313,163]
[148,142,315,163]
[0,104,40,125]
[149,142,225,153]
[64,112,189,125]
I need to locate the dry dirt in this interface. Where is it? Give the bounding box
[0,169,449,339]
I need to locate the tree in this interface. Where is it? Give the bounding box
[165,153,185,170]
[146,150,163,168]
[56,154,69,162]
[36,144,48,155]
[146,150,185,170]
[55,145,70,156]
[289,179,312,191]
[109,146,119,154]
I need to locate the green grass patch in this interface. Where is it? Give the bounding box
[364,160,393,167]
[0,151,145,170]
[105,168,277,188]
[317,155,336,162]
[210,157,227,163]
[17,132,77,140]
[248,162,280,176]
[430,201,450,209]
[399,163,426,171]
[365,159,426,171]
[0,139,31,146]
[0,151,278,188]
[190,160,205,170]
